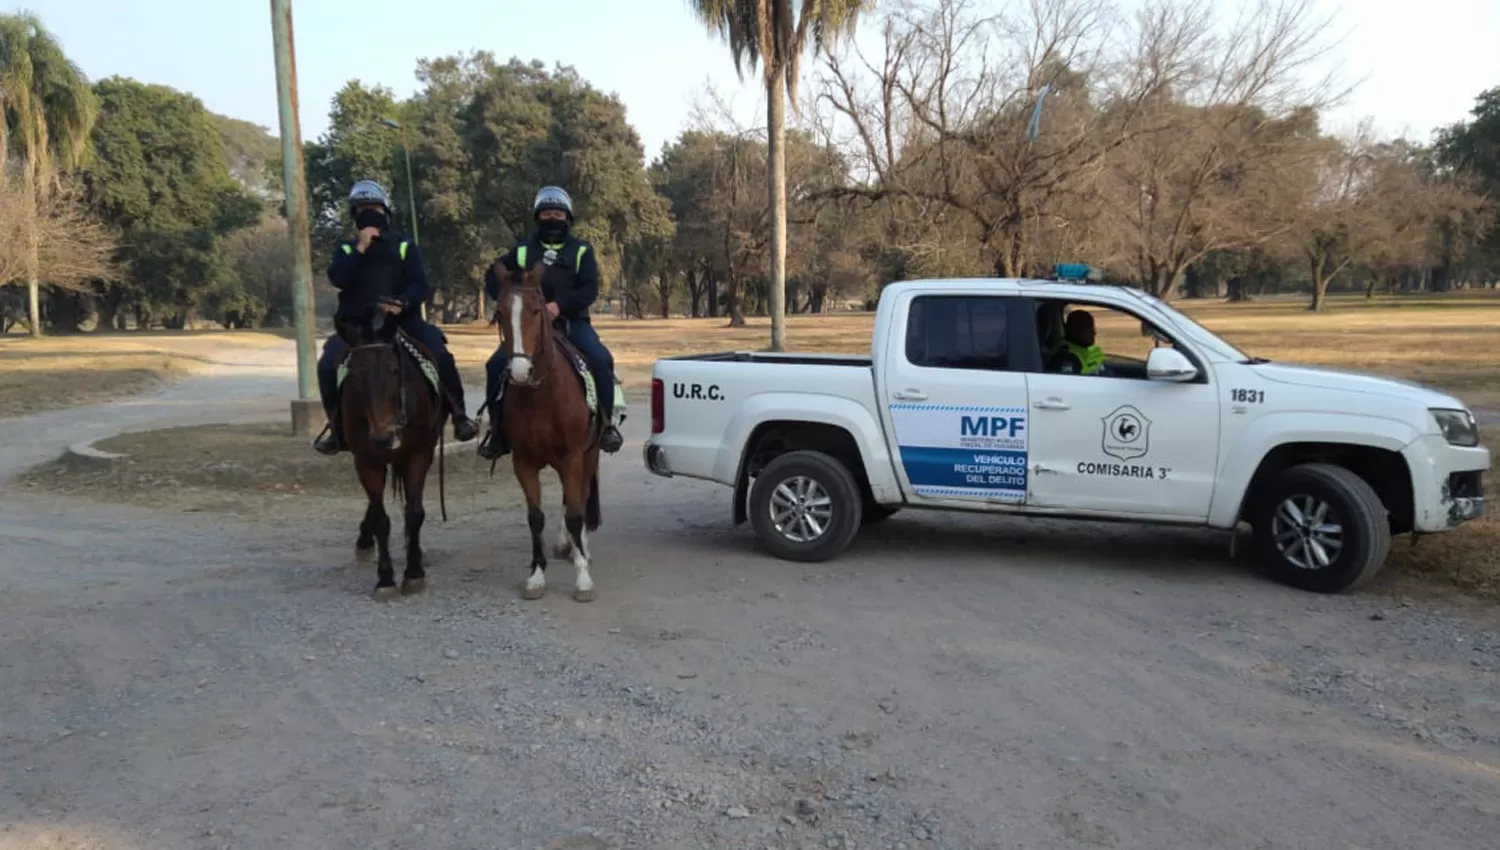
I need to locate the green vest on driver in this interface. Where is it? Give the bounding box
[1064,341,1105,375]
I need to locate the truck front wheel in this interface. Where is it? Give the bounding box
[1249,462,1392,593]
[748,450,864,562]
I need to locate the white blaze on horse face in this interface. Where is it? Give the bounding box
[507,292,532,383]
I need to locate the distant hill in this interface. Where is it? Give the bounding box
[212,113,279,198]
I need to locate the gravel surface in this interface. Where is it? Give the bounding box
[2,338,1498,849]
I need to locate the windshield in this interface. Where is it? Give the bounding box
[1128,290,1252,362]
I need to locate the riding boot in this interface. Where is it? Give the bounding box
[476,395,510,460]
[437,353,478,442]
[595,371,623,454]
[313,412,345,455]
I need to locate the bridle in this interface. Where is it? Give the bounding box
[343,319,410,430]
[498,281,552,390]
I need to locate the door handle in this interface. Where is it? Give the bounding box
[1033,397,1070,410]
[893,389,928,402]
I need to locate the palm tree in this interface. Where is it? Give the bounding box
[0,11,97,337]
[688,0,869,351]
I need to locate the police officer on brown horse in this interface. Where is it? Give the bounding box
[313,179,478,455]
[477,185,622,459]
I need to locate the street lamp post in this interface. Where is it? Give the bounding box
[375,117,426,321]
[379,118,419,244]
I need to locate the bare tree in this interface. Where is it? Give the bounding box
[1103,0,1343,297]
[0,172,116,331]
[813,0,1219,276]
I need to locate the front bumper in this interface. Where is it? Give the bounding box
[1405,436,1489,532]
[644,441,673,478]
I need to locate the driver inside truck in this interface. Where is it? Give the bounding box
[1056,309,1105,375]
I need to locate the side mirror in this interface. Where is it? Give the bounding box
[1146,347,1198,382]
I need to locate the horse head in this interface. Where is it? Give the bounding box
[493,256,550,387]
[340,304,406,452]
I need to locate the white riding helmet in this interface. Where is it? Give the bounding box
[348,179,392,215]
[533,185,574,221]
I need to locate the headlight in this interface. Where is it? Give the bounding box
[1430,408,1480,447]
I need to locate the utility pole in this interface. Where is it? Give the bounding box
[270,0,321,436]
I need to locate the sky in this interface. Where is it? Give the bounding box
[12,0,1500,164]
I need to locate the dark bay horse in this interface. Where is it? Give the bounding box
[338,303,448,599]
[491,259,602,602]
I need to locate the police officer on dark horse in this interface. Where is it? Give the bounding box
[477,185,623,459]
[313,179,478,454]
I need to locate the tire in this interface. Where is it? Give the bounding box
[1249,462,1391,593]
[862,503,900,525]
[748,450,864,562]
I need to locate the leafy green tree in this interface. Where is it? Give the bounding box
[301,81,405,254]
[81,76,261,328]
[1434,87,1500,281]
[0,11,98,336]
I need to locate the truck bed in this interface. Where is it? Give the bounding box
[660,351,873,368]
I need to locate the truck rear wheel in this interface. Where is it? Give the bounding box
[1249,462,1391,593]
[748,450,863,562]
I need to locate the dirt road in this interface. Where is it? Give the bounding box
[2,339,1498,850]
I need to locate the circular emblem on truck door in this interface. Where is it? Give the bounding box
[1101,405,1151,461]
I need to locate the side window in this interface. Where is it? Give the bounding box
[905,295,1011,371]
[1031,298,1179,379]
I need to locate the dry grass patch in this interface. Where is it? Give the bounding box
[0,344,202,418]
[18,422,521,516]
[0,330,294,418]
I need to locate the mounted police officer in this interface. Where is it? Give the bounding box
[312,179,478,455]
[476,185,622,460]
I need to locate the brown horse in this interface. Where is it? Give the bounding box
[491,259,602,602]
[338,304,448,599]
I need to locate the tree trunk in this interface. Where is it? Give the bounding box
[1309,257,1329,312]
[765,66,788,352]
[22,167,43,338]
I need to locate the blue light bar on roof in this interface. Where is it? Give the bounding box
[1053,262,1092,281]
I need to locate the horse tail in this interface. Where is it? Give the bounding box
[585,471,601,531]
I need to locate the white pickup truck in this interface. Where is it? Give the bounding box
[641,277,1489,593]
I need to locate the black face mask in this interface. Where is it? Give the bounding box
[537,219,570,243]
[354,209,389,232]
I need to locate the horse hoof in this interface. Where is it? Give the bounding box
[522,584,546,601]
[573,587,595,603]
[401,577,427,596]
[372,585,400,602]
[355,543,375,560]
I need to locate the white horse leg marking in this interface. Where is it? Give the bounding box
[572,528,593,595]
[554,524,573,558]
[524,566,546,595]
